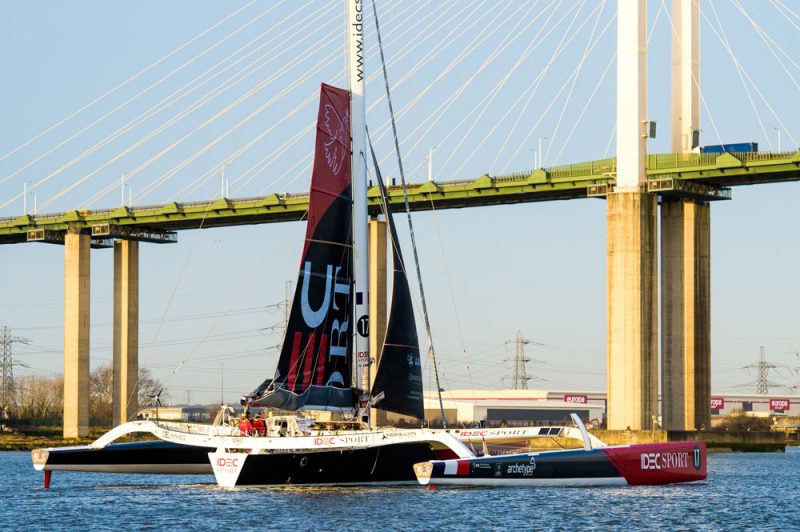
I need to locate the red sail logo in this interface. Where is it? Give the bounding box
[323,105,349,176]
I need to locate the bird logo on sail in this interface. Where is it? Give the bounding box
[323,104,349,175]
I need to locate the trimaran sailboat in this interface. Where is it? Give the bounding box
[32,0,706,489]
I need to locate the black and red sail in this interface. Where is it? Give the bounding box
[251,84,357,412]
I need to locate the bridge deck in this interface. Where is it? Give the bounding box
[1,151,798,245]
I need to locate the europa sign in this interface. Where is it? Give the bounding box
[710,397,725,410]
[769,399,790,411]
[563,394,588,405]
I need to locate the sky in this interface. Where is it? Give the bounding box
[0,0,799,405]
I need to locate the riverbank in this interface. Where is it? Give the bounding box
[0,427,154,451]
[591,429,787,452]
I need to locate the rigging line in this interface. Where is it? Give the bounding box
[369,0,527,149]
[0,1,282,191]
[551,13,620,164]
[365,0,481,114]
[0,0,258,165]
[368,0,498,143]
[426,197,477,399]
[125,28,344,200]
[707,7,796,147]
[81,44,338,208]
[732,0,800,91]
[134,84,321,203]
[159,208,309,392]
[257,153,313,196]
[455,1,600,175]
[543,1,605,166]
[68,21,343,209]
[660,0,723,147]
[208,70,345,199]
[42,54,275,209]
[501,0,653,173]
[453,4,594,175]
[488,0,587,170]
[499,15,614,174]
[228,123,314,195]
[551,53,615,164]
[603,124,616,158]
[703,1,773,149]
[770,0,800,29]
[372,0,529,153]
[15,1,336,206]
[370,0,446,427]
[135,203,214,408]
[378,0,549,170]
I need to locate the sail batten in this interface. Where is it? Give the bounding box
[250,84,357,413]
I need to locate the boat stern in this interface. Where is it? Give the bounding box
[601,441,707,485]
[31,448,50,471]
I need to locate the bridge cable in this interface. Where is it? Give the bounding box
[369,0,525,162]
[58,26,343,209]
[54,7,342,209]
[543,1,607,166]
[447,0,594,176]
[0,1,279,191]
[0,0,258,165]
[551,0,667,166]
[376,0,546,173]
[3,0,327,211]
[703,1,789,150]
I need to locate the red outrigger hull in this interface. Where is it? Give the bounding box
[415,441,707,487]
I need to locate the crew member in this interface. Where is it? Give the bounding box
[239,412,254,436]
[253,413,266,437]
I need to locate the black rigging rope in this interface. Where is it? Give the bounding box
[370,0,446,428]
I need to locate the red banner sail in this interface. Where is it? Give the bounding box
[250,84,356,412]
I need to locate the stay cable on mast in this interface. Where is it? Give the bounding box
[370,0,446,428]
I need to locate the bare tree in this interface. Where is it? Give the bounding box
[13,375,63,420]
[89,364,169,424]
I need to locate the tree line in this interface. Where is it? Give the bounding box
[1,365,167,426]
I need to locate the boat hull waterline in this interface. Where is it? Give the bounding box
[414,441,707,488]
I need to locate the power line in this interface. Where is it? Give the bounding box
[503,331,543,390]
[741,346,781,394]
[1,326,30,415]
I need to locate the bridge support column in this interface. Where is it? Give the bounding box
[660,200,710,430]
[662,0,709,431]
[63,228,90,438]
[606,191,658,430]
[369,218,387,427]
[608,0,656,430]
[113,240,139,425]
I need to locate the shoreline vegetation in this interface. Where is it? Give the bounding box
[1,425,791,452]
[0,428,157,451]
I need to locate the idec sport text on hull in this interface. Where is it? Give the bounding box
[640,451,689,470]
[216,457,239,468]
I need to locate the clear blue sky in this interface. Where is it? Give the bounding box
[0,1,798,405]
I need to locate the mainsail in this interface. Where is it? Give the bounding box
[368,141,424,421]
[250,84,357,412]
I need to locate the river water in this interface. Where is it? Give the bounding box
[1,451,797,530]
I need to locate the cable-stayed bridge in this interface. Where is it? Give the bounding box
[1,1,798,438]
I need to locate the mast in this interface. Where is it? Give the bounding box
[348,0,370,423]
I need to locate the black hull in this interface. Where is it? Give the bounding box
[235,443,439,486]
[35,440,214,474]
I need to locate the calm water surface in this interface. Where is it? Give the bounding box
[1,452,798,530]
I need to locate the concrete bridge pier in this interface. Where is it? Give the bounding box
[63,227,90,438]
[368,217,387,427]
[606,0,658,430]
[606,191,659,430]
[113,240,139,425]
[661,0,710,431]
[660,200,711,431]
